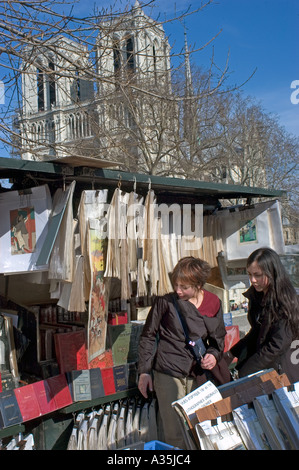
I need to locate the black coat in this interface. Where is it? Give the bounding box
[138,291,230,384]
[231,285,299,384]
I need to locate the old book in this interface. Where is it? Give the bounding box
[54,329,88,373]
[113,364,127,392]
[89,368,105,400]
[46,374,73,409]
[70,370,92,402]
[101,367,116,395]
[32,380,57,415]
[88,349,113,370]
[14,384,41,422]
[107,323,143,365]
[0,389,23,427]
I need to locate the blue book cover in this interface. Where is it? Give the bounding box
[113,365,127,392]
[0,390,23,427]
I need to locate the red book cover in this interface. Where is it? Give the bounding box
[101,367,116,395]
[54,330,88,373]
[14,384,41,422]
[32,380,57,415]
[88,349,114,369]
[46,374,73,409]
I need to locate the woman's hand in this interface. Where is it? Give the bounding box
[138,373,153,398]
[200,353,217,370]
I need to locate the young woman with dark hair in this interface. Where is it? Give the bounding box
[137,256,231,449]
[225,247,299,383]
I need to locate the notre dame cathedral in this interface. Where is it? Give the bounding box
[18,1,184,176]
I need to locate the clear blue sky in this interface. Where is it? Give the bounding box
[69,0,299,137]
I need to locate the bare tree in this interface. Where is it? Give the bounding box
[0,0,230,174]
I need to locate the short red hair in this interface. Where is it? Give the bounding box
[171,256,211,289]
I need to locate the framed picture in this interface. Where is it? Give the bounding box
[239,219,257,245]
[0,185,52,273]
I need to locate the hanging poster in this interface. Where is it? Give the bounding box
[87,218,110,362]
[0,185,52,273]
[77,189,108,301]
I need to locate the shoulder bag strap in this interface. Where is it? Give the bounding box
[171,294,191,342]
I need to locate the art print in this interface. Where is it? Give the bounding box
[239,219,257,245]
[88,219,110,362]
[10,207,36,255]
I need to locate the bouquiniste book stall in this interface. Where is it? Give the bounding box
[0,155,290,450]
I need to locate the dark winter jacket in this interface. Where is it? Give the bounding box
[231,285,299,384]
[138,290,227,379]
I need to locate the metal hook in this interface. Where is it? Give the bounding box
[117,174,122,189]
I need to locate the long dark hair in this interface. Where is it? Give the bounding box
[247,247,299,338]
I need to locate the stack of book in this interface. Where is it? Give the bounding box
[0,363,138,431]
[53,324,144,373]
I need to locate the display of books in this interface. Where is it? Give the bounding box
[54,329,88,374]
